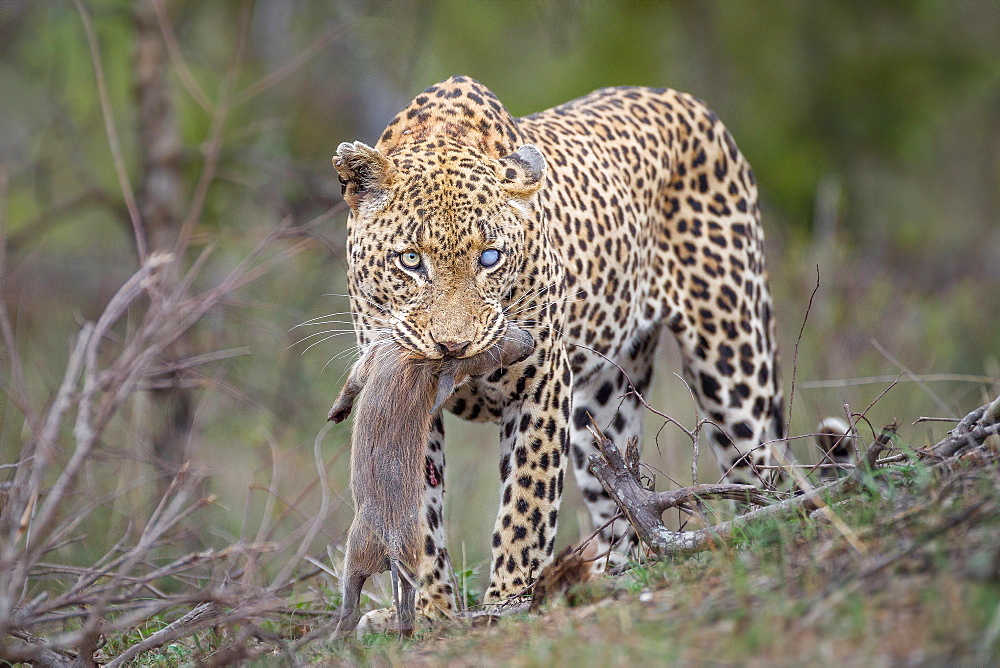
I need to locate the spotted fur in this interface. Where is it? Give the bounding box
[815,417,856,480]
[333,75,785,625]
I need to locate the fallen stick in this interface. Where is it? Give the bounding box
[587,418,833,559]
[925,396,1000,459]
[585,400,993,560]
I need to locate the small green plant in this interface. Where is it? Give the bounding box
[455,563,483,610]
[618,562,656,595]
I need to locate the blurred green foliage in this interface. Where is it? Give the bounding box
[0,0,998,578]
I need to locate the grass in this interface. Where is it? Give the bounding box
[289,440,1000,667]
[58,437,998,666]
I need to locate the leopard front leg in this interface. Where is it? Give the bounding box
[414,414,459,618]
[483,346,572,605]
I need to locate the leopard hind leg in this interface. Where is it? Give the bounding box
[664,273,787,489]
[568,327,660,568]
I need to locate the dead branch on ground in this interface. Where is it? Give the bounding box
[924,394,1000,460]
[589,395,999,561]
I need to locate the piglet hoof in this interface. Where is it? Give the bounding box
[330,614,360,642]
[327,398,353,423]
[503,324,535,365]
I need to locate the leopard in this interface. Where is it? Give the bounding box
[332,74,786,628]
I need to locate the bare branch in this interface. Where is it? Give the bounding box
[587,419,781,559]
[151,0,214,113]
[983,393,1000,424]
[72,0,148,261]
[273,422,336,587]
[802,373,999,389]
[104,602,217,668]
[32,256,171,544]
[0,7,353,662]
[787,264,820,434]
[234,22,353,105]
[912,416,961,425]
[174,1,251,255]
[1,629,75,666]
[0,166,38,433]
[926,396,1000,459]
[0,324,92,569]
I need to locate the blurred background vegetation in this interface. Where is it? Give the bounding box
[1,0,998,594]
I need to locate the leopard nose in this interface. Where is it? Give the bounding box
[436,340,471,357]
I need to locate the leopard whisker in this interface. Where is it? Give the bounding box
[293,310,395,329]
[305,327,393,356]
[367,339,404,370]
[321,335,393,373]
[323,347,362,373]
[293,310,358,327]
[507,319,566,341]
[287,328,363,350]
[300,334,346,355]
[324,291,390,315]
[294,319,366,329]
[504,282,558,312]
[505,291,586,317]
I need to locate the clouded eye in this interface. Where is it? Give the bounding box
[479,248,501,268]
[399,250,422,270]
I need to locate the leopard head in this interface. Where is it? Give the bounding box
[334,139,546,359]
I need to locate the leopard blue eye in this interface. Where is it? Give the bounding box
[479,248,501,268]
[399,250,422,269]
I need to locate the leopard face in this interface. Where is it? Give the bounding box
[336,140,546,359]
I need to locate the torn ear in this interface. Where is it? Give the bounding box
[497,144,546,198]
[333,141,395,211]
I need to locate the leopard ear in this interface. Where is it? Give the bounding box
[333,141,395,211]
[497,144,546,198]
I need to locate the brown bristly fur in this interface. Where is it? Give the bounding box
[529,542,599,613]
[330,326,533,638]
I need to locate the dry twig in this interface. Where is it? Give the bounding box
[925,396,1000,460]
[0,4,357,664]
[0,240,319,664]
[588,393,1000,565]
[587,418,783,559]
